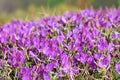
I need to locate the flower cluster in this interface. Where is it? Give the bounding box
[0,8,120,80]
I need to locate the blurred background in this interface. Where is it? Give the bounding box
[0,0,120,25]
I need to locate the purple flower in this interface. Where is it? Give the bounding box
[79,53,88,64]
[89,61,97,69]
[114,62,120,74]
[60,53,70,68]
[107,43,115,53]
[43,72,50,80]
[1,8,120,79]
[43,46,51,56]
[98,54,111,68]
[60,52,74,77]
[112,32,120,40]
[20,67,31,80]
[75,52,88,64]
[61,16,67,23]
[45,62,56,72]
[87,55,97,69]
[97,37,108,50]
[38,64,52,80]
[57,35,64,43]
[94,53,103,60]
[87,55,94,63]
[7,49,25,67]
[41,29,47,37]
[0,31,8,43]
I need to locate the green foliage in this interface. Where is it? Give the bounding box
[92,0,119,8]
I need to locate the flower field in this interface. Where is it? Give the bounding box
[0,8,120,80]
